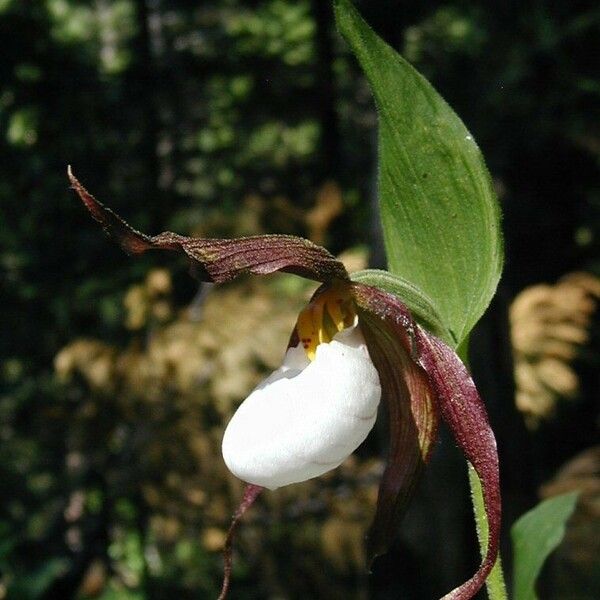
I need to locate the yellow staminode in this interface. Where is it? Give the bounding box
[296,285,356,361]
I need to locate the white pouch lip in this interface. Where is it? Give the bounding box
[222,324,381,490]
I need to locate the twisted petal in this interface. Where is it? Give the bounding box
[416,332,501,600]
[352,283,439,561]
[354,282,501,599]
[222,324,381,489]
[218,484,263,600]
[68,168,348,284]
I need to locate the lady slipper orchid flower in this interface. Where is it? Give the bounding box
[69,168,501,600]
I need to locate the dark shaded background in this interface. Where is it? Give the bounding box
[1,1,598,598]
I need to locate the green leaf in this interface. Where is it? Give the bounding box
[351,269,452,345]
[335,0,503,345]
[511,491,579,600]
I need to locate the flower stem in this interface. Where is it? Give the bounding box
[458,337,508,599]
[468,463,508,600]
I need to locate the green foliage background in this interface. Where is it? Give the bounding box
[1,1,598,598]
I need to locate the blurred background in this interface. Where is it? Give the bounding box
[1,1,599,598]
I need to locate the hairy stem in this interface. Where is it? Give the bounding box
[468,463,508,599]
[458,337,508,599]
